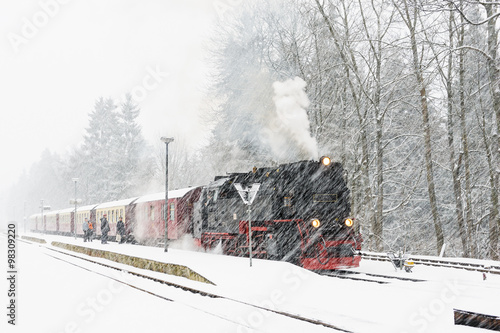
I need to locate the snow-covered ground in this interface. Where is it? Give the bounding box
[2,232,499,333]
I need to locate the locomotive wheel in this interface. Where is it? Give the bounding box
[316,237,330,265]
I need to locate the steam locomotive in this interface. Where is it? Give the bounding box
[29,157,362,270]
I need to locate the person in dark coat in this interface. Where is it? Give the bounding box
[83,218,90,242]
[116,217,126,244]
[100,214,110,244]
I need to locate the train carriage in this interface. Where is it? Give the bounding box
[43,210,59,233]
[29,212,51,233]
[132,187,201,245]
[75,204,98,235]
[28,213,43,232]
[95,197,138,238]
[29,208,68,235]
[58,207,75,234]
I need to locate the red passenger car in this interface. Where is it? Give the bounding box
[131,187,201,245]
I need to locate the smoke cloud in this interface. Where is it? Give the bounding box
[261,77,318,162]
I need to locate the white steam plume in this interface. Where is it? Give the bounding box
[261,77,318,162]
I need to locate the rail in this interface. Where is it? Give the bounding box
[360,251,500,275]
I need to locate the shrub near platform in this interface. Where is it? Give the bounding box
[51,241,215,285]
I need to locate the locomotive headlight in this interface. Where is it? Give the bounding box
[320,156,331,166]
[311,219,321,228]
[344,218,354,227]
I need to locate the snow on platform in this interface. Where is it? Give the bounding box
[7,232,500,332]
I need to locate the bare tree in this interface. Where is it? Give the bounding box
[452,0,500,259]
[425,2,470,256]
[480,0,500,260]
[395,0,444,254]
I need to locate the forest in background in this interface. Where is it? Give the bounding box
[7,0,500,260]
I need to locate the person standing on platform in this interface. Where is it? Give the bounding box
[116,216,126,244]
[88,219,94,242]
[100,214,110,244]
[83,217,90,242]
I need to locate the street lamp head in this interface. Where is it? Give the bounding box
[72,178,79,182]
[160,137,174,144]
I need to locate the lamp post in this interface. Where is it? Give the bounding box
[23,201,26,234]
[72,178,79,239]
[40,199,44,233]
[161,137,174,252]
[40,200,51,233]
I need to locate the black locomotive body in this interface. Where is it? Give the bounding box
[193,158,362,270]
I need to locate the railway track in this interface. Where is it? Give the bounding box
[322,269,426,284]
[20,237,353,333]
[361,251,500,275]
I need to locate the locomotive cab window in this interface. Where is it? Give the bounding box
[208,189,219,202]
[313,194,337,203]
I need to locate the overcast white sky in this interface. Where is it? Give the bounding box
[0,0,234,193]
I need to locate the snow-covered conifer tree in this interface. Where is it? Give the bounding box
[115,93,150,198]
[80,97,119,203]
